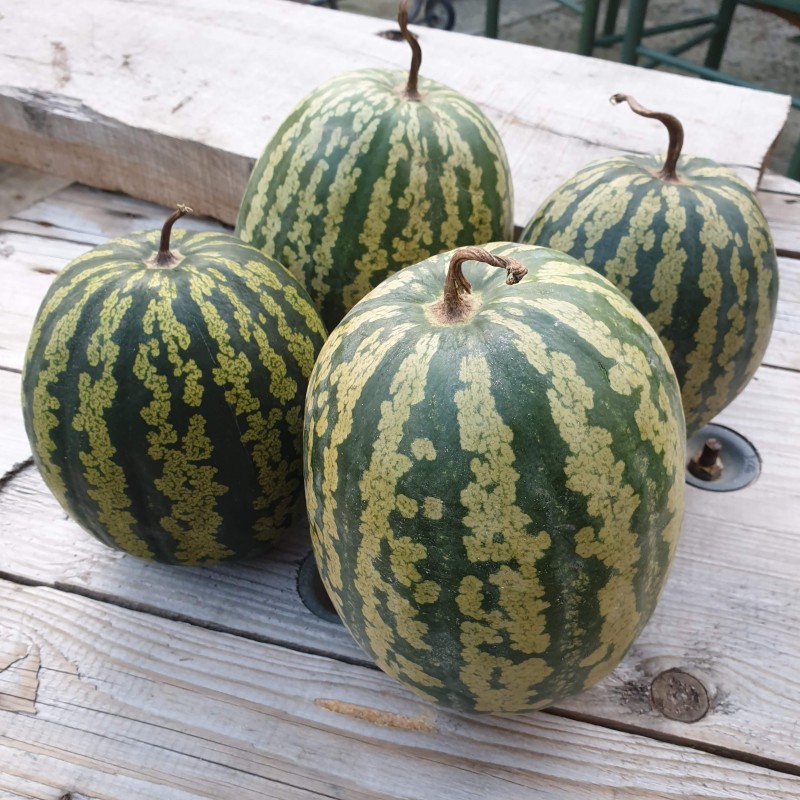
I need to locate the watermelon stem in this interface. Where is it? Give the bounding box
[398,0,422,101]
[155,204,193,267]
[433,246,527,323]
[610,94,684,182]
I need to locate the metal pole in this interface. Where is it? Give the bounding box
[485,0,500,37]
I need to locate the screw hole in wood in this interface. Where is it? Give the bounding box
[297,551,341,624]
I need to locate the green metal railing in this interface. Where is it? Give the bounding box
[483,0,800,178]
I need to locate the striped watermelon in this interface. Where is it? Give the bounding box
[304,243,685,713]
[521,94,779,436]
[21,207,326,565]
[236,2,513,330]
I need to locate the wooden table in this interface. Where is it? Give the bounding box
[1,1,799,797]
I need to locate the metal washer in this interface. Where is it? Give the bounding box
[685,423,761,492]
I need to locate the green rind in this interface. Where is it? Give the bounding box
[304,242,685,713]
[236,68,514,330]
[22,229,326,565]
[521,154,779,435]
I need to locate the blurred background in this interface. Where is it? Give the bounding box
[296,0,799,176]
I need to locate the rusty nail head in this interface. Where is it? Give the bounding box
[650,669,710,722]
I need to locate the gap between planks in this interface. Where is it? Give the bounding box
[1,362,799,772]
[1,577,799,800]
[0,541,376,672]
[1,457,799,782]
[1,566,798,782]
[1,173,798,784]
[0,0,790,226]
[549,707,800,779]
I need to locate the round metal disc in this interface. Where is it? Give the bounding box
[685,423,761,492]
[297,551,341,624]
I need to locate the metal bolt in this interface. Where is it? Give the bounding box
[650,669,710,722]
[688,437,723,481]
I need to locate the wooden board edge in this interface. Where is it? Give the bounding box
[0,87,254,226]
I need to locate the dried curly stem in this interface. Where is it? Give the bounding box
[155,204,193,267]
[432,246,528,323]
[611,93,684,182]
[398,0,422,101]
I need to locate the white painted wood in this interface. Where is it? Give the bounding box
[1,580,799,800]
[0,0,790,225]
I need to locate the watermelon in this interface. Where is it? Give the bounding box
[303,243,685,713]
[236,0,513,330]
[521,94,779,436]
[21,206,326,565]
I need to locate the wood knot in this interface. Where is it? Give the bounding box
[650,669,710,722]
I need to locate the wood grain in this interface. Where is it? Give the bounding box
[0,164,69,223]
[0,369,29,481]
[2,359,799,769]
[764,256,800,371]
[0,0,790,226]
[1,580,798,800]
[1,184,797,374]
[1,183,798,771]
[759,172,800,259]
[0,185,227,372]
[3,182,230,244]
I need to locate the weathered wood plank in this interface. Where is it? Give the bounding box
[0,164,69,223]
[1,363,799,768]
[1,580,798,800]
[1,185,797,373]
[1,181,229,245]
[0,232,71,374]
[0,369,29,481]
[0,0,790,226]
[0,186,227,372]
[758,174,800,259]
[764,256,800,372]
[2,173,798,770]
[0,426,365,665]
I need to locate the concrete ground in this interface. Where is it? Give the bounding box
[319,0,799,176]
